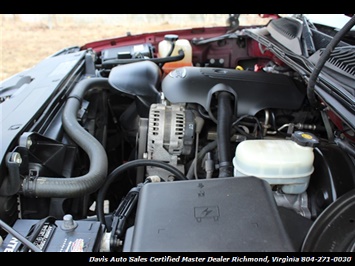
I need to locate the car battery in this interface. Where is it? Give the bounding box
[0,215,104,252]
[101,43,154,62]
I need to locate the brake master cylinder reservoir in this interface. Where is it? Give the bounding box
[158,34,192,74]
[233,131,319,194]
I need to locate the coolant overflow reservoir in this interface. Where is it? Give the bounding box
[158,35,192,74]
[233,131,319,194]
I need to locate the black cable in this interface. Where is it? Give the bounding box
[232,114,263,139]
[307,15,355,109]
[102,49,185,69]
[198,105,212,120]
[186,140,217,179]
[160,40,176,68]
[96,159,186,229]
[20,216,56,252]
[334,137,355,158]
[0,219,42,252]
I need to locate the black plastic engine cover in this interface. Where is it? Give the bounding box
[126,176,295,252]
[162,67,306,116]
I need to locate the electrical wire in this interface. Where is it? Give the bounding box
[0,219,42,252]
[96,159,186,230]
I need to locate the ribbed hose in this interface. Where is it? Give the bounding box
[307,15,355,108]
[217,92,233,178]
[21,78,110,198]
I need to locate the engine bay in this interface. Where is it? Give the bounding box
[0,15,355,252]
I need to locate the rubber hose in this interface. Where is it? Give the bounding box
[22,78,110,198]
[217,92,233,178]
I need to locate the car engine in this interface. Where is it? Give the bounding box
[0,15,354,252]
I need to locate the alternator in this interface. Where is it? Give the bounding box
[146,103,195,180]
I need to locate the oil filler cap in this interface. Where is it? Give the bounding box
[291,131,319,147]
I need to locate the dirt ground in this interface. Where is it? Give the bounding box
[0,14,269,81]
[0,16,204,81]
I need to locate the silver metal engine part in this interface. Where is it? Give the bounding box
[274,191,311,219]
[146,103,195,180]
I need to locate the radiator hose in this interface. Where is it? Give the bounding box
[217,91,234,178]
[21,78,110,198]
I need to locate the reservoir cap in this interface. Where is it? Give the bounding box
[291,131,319,147]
